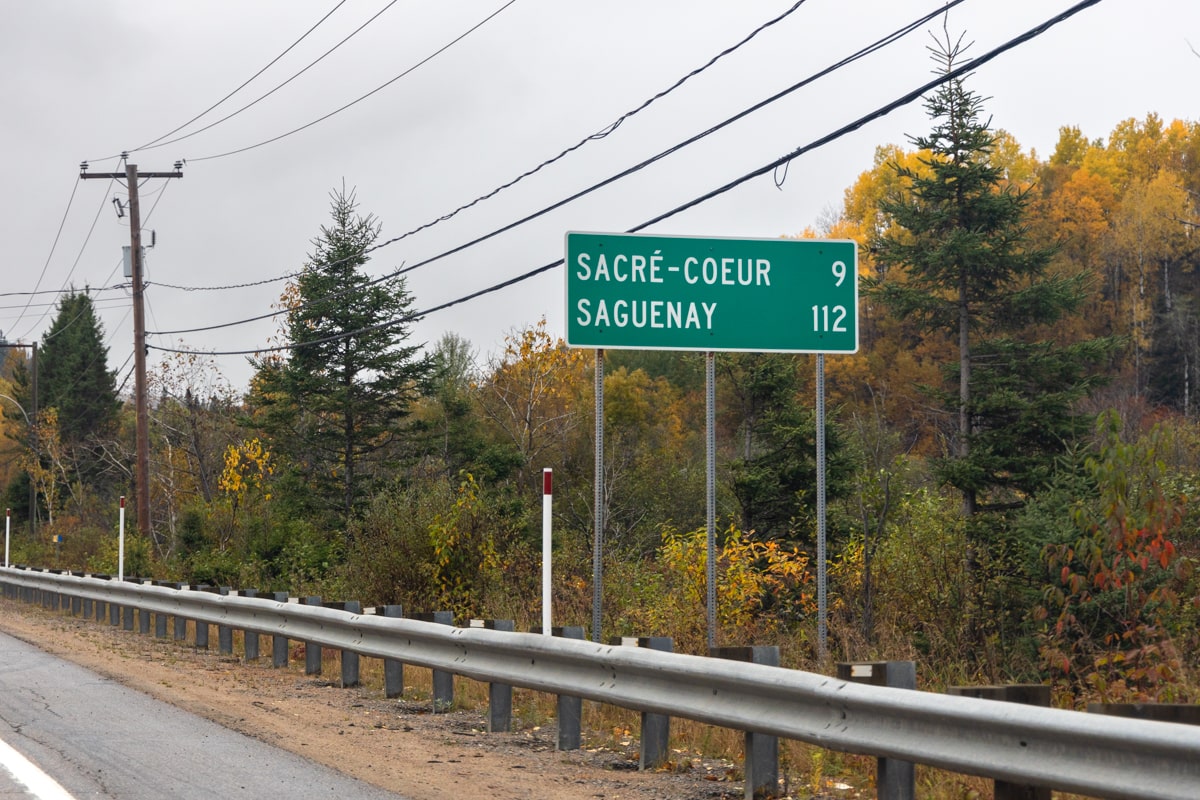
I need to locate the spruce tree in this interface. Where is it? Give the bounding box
[251,186,430,524]
[869,35,1118,516]
[36,290,121,485]
[724,353,851,543]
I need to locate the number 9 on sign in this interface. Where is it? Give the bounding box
[832,260,846,287]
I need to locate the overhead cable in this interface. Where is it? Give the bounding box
[8,175,81,336]
[419,0,1106,317]
[128,0,350,155]
[148,0,963,330]
[189,0,518,162]
[135,0,398,156]
[14,167,117,340]
[146,0,1104,358]
[149,0,813,293]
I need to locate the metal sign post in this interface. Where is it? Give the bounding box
[592,350,605,643]
[706,352,717,650]
[816,355,828,661]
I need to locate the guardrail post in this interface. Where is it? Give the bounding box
[192,585,213,649]
[414,611,455,711]
[240,589,259,660]
[375,605,404,697]
[1088,703,1200,725]
[950,684,1051,800]
[43,571,58,610]
[324,601,361,687]
[270,592,290,667]
[716,646,781,800]
[638,637,673,769]
[838,661,915,800]
[132,579,149,634]
[151,581,171,637]
[172,583,188,640]
[82,594,93,618]
[216,587,233,654]
[92,575,120,626]
[472,619,515,732]
[611,636,674,768]
[91,575,109,622]
[536,625,585,750]
[303,596,323,674]
[71,594,82,616]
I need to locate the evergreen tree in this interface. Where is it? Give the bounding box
[34,290,120,486]
[251,186,430,525]
[39,291,120,442]
[868,35,1118,516]
[724,353,852,543]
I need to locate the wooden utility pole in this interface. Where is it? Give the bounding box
[81,160,182,538]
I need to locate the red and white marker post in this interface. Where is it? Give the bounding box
[118,496,126,581]
[542,468,552,635]
[4,507,10,568]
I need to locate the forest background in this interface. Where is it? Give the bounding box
[3,66,1199,710]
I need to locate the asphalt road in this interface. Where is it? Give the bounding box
[0,630,404,799]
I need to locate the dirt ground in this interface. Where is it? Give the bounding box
[0,599,761,800]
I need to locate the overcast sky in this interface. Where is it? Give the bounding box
[2,0,1197,394]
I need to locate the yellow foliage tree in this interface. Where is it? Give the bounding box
[652,525,814,651]
[476,318,587,492]
[218,438,274,534]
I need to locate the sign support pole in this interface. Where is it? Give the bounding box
[816,355,828,662]
[592,349,605,642]
[542,469,553,635]
[706,352,717,651]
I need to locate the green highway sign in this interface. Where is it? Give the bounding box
[565,231,858,353]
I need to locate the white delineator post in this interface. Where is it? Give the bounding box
[118,495,126,581]
[4,507,10,568]
[542,468,552,635]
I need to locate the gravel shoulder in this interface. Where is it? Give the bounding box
[0,600,747,800]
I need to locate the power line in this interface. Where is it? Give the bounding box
[0,285,126,299]
[421,0,1107,316]
[150,272,301,293]
[0,298,127,314]
[380,0,814,247]
[143,0,812,294]
[129,0,350,155]
[147,0,961,334]
[8,175,81,336]
[14,164,118,341]
[189,0,518,163]
[146,0,1103,358]
[135,0,399,156]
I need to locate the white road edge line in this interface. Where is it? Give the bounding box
[0,737,76,800]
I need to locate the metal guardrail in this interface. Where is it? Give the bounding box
[3,567,1199,800]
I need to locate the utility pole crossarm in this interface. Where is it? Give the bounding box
[80,171,183,180]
